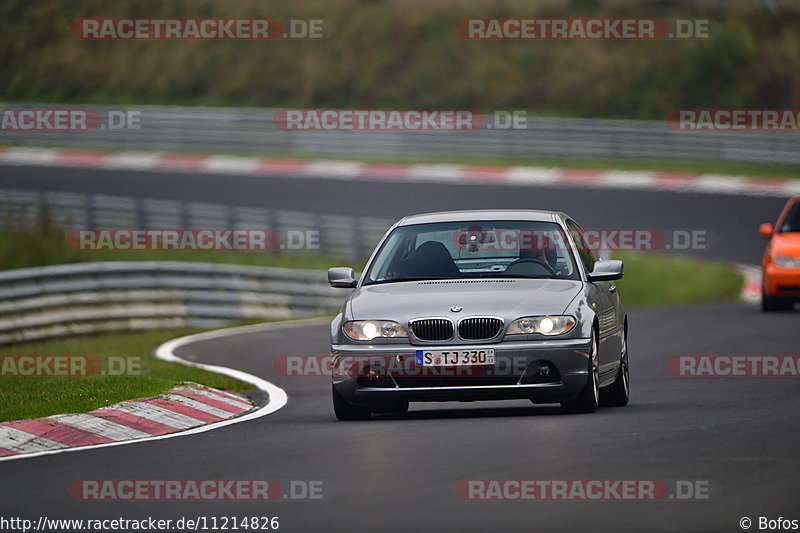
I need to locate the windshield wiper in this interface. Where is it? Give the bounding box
[363,277,460,286]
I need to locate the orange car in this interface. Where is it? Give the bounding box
[759,195,800,312]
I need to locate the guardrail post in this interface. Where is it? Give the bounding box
[84,193,95,230]
[179,201,188,228]
[354,216,366,260]
[227,204,236,231]
[135,197,145,230]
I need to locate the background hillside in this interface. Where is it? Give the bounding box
[2,0,799,118]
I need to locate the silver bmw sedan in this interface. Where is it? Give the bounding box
[328,209,629,420]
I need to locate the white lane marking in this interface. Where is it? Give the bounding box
[782,181,800,196]
[203,156,261,175]
[694,175,748,193]
[159,393,236,419]
[406,164,464,181]
[0,426,67,453]
[600,171,656,189]
[2,147,59,165]
[47,414,151,441]
[108,402,203,430]
[505,166,560,185]
[305,160,364,177]
[103,152,160,170]
[0,318,316,462]
[173,386,251,409]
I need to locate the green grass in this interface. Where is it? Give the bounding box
[264,151,800,180]
[0,327,257,423]
[0,220,359,271]
[615,252,744,307]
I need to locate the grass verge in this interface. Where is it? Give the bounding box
[264,151,800,180]
[0,220,358,271]
[0,327,255,423]
[615,252,744,307]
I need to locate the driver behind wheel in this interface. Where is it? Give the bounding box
[506,233,563,276]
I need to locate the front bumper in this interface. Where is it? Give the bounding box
[332,337,592,405]
[763,264,800,298]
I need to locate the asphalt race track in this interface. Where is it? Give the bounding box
[1,306,799,532]
[0,165,798,532]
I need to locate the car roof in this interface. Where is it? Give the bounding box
[396,209,562,226]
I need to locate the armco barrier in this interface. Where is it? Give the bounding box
[1,103,799,166]
[0,261,347,344]
[0,188,394,260]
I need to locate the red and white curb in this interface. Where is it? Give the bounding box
[0,383,252,458]
[1,146,799,198]
[737,264,762,303]
[0,319,311,462]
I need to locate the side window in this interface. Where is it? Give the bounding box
[780,203,800,233]
[565,220,598,274]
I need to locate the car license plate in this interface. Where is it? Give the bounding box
[415,348,495,367]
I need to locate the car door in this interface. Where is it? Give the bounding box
[565,220,621,383]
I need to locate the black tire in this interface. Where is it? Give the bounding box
[332,385,371,420]
[372,401,410,416]
[561,331,599,414]
[601,331,629,407]
[762,293,794,312]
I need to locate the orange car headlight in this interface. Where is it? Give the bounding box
[774,255,800,268]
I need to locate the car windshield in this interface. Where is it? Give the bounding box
[778,203,800,233]
[363,221,580,285]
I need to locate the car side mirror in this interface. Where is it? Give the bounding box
[759,223,774,239]
[588,259,623,282]
[328,267,358,288]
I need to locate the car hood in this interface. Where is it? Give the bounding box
[771,233,800,256]
[347,279,583,320]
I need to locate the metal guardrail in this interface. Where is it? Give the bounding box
[0,188,394,260]
[2,103,799,166]
[0,261,347,344]
[0,187,381,344]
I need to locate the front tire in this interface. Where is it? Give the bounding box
[601,332,629,407]
[562,331,599,414]
[372,401,409,416]
[332,385,371,420]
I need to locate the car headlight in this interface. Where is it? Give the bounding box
[507,316,576,336]
[343,320,408,341]
[774,255,800,268]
